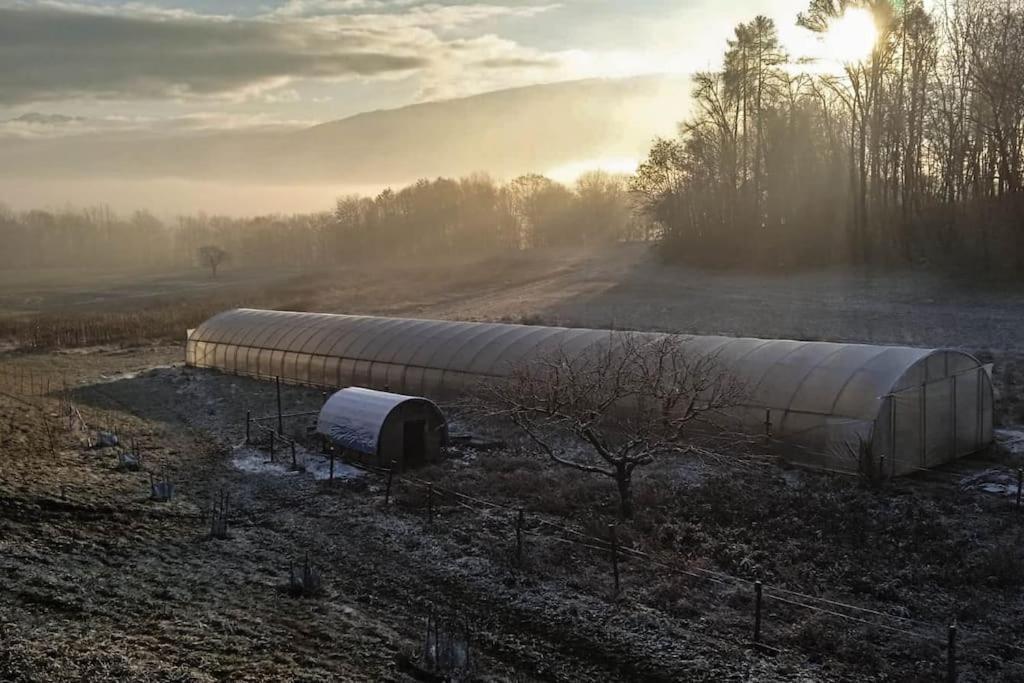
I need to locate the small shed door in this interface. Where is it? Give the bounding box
[403,420,427,466]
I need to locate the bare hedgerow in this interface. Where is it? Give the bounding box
[480,332,747,518]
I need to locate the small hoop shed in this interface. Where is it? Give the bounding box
[317,387,448,470]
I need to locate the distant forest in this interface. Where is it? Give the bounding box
[2,0,1022,275]
[0,172,650,271]
[634,0,1024,270]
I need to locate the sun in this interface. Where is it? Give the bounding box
[824,7,879,64]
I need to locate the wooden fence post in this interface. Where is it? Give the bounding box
[245,411,251,445]
[291,440,297,469]
[754,580,763,644]
[329,448,335,482]
[609,523,620,594]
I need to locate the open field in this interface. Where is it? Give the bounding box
[6,244,1024,353]
[2,246,1024,680]
[3,244,1023,421]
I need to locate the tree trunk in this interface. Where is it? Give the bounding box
[615,469,633,519]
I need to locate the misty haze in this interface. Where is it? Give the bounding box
[2,1,1024,681]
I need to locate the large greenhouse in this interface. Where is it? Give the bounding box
[186,309,994,476]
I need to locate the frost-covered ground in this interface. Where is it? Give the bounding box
[996,428,1024,456]
[3,248,1024,680]
[230,444,363,481]
[0,359,823,681]
[0,359,1007,680]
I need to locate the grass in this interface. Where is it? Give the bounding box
[0,280,323,351]
[0,305,219,350]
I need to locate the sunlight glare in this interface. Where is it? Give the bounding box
[546,157,639,183]
[824,7,879,64]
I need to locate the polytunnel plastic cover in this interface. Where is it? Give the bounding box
[187,308,994,474]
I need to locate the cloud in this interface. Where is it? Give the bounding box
[0,110,316,139]
[271,0,557,25]
[0,2,562,106]
[270,0,423,17]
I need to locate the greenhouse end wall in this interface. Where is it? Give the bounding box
[186,309,994,476]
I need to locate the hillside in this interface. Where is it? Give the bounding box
[0,76,689,187]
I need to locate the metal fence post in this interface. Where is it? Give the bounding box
[245,411,251,445]
[754,580,763,643]
[427,484,434,525]
[609,524,620,594]
[515,509,525,566]
[269,430,275,461]
[947,622,957,683]
[276,376,283,434]
[385,461,395,505]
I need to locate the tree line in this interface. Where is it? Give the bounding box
[633,0,1024,271]
[6,0,1023,277]
[0,172,648,271]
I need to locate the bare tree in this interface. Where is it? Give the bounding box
[485,333,745,518]
[197,245,228,279]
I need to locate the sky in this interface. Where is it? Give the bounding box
[0,0,819,135]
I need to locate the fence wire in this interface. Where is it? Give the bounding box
[325,457,1022,667]
[4,365,1016,674]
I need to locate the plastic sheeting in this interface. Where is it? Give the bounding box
[187,309,995,475]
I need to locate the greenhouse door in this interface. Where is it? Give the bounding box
[923,377,955,468]
[888,369,988,473]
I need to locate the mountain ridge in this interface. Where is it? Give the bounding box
[0,74,691,188]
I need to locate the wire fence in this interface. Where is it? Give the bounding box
[236,412,1024,681]
[0,363,91,454]
[412,471,1024,677]
[2,361,1020,679]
